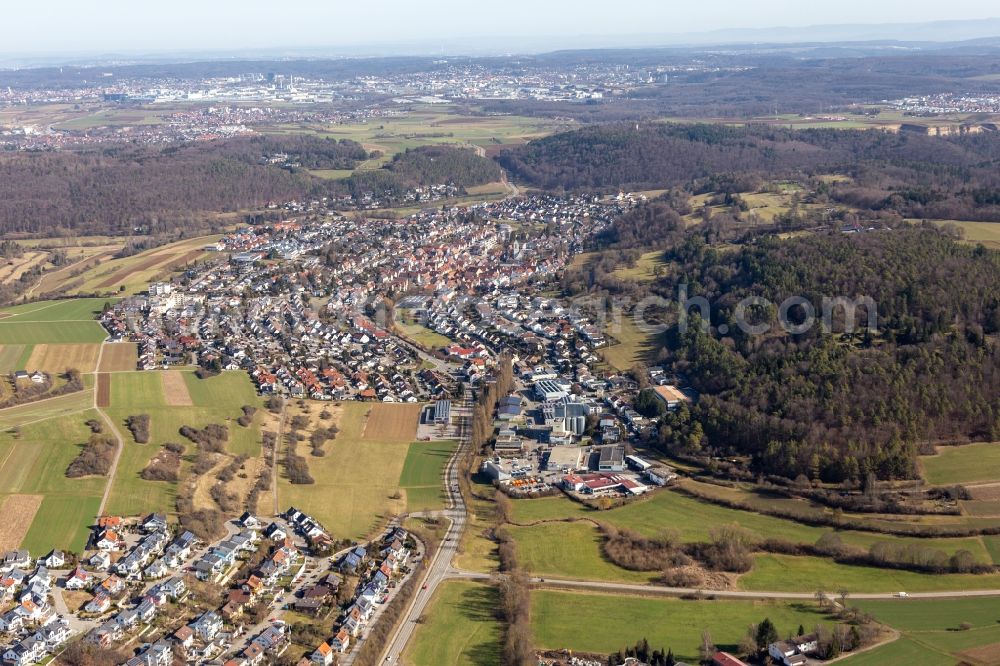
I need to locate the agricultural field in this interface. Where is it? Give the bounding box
[403,581,502,666]
[531,589,832,662]
[741,554,1000,593]
[0,409,107,553]
[0,345,24,371]
[838,637,954,666]
[0,298,110,344]
[399,440,456,513]
[509,521,657,584]
[0,251,47,285]
[0,298,112,321]
[513,487,996,558]
[31,244,122,296]
[850,598,1000,664]
[0,495,42,551]
[508,490,1000,590]
[98,342,138,372]
[53,108,167,131]
[161,371,194,406]
[277,401,422,539]
[361,402,422,441]
[0,240,124,300]
[102,370,264,516]
[0,322,105,345]
[0,389,96,430]
[905,219,1000,250]
[25,343,101,374]
[682,184,826,227]
[267,107,570,168]
[921,443,1000,485]
[66,235,220,296]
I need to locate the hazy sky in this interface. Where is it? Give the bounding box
[6,0,1000,55]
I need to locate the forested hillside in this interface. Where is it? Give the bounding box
[499,123,1000,221]
[0,135,367,236]
[652,226,1000,482]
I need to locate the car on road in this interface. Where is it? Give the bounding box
[421,583,428,590]
[896,591,909,598]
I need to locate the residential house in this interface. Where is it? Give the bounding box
[768,635,819,666]
[191,611,223,641]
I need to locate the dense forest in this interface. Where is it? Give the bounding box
[646,226,1000,482]
[499,123,1000,221]
[337,145,501,200]
[0,136,353,236]
[0,137,499,236]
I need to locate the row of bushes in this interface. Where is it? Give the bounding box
[217,454,249,482]
[210,483,240,513]
[284,427,314,484]
[66,434,117,478]
[599,519,994,582]
[179,423,228,453]
[810,532,992,575]
[175,476,226,541]
[675,483,998,539]
[140,442,184,481]
[237,405,257,427]
[126,414,150,443]
[494,479,535,666]
[309,425,338,457]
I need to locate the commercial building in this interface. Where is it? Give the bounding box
[433,400,451,424]
[597,445,625,472]
[535,379,569,402]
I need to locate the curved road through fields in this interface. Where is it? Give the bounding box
[374,387,1000,663]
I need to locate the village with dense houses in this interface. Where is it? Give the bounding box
[95,188,700,506]
[98,193,644,402]
[0,506,419,666]
[0,187,712,666]
[93,186,707,501]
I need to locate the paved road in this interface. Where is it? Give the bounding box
[379,390,471,664]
